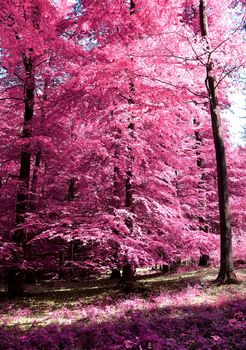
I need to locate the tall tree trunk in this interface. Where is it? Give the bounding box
[14,56,35,245]
[29,79,48,209]
[125,82,135,231]
[112,118,123,211]
[191,116,209,233]
[7,3,41,298]
[7,55,35,298]
[30,149,41,208]
[121,0,136,281]
[199,0,237,283]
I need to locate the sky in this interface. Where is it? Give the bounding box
[226,91,246,146]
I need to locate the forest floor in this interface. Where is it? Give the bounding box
[0,266,246,350]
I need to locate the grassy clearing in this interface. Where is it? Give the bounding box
[0,266,245,349]
[0,266,245,331]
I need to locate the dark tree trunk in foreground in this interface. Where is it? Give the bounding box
[121,263,136,282]
[6,55,35,298]
[14,55,35,246]
[110,269,121,280]
[199,0,237,283]
[5,269,24,299]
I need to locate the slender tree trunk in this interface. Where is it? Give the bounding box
[59,250,65,279]
[199,0,237,283]
[193,117,208,231]
[122,84,136,280]
[6,55,35,298]
[69,241,74,279]
[7,4,41,298]
[120,0,137,283]
[125,82,135,230]
[66,173,76,277]
[29,79,48,209]
[67,177,75,201]
[112,121,123,210]
[14,56,35,245]
[30,150,41,208]
[130,0,136,15]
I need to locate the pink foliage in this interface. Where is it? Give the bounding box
[0,0,245,275]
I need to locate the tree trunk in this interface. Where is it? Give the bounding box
[193,117,208,232]
[6,268,24,299]
[6,55,35,298]
[29,78,48,209]
[30,150,41,208]
[110,269,121,280]
[69,241,74,279]
[14,56,35,246]
[130,0,136,15]
[125,83,135,230]
[198,254,210,267]
[121,263,136,282]
[67,177,75,201]
[112,120,123,210]
[59,250,65,280]
[199,0,237,283]
[120,3,137,284]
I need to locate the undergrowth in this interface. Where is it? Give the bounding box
[0,267,245,349]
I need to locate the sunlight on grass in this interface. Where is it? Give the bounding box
[1,267,245,330]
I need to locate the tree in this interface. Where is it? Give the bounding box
[198,0,237,283]
[0,0,245,294]
[0,0,61,296]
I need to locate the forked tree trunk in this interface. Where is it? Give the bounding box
[199,0,237,283]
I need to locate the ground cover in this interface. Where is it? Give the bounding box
[0,267,245,350]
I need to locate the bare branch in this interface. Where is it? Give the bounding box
[133,73,208,99]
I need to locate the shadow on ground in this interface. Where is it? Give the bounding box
[0,297,245,350]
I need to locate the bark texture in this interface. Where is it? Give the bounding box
[121,263,136,282]
[199,0,237,283]
[14,56,35,246]
[7,56,35,298]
